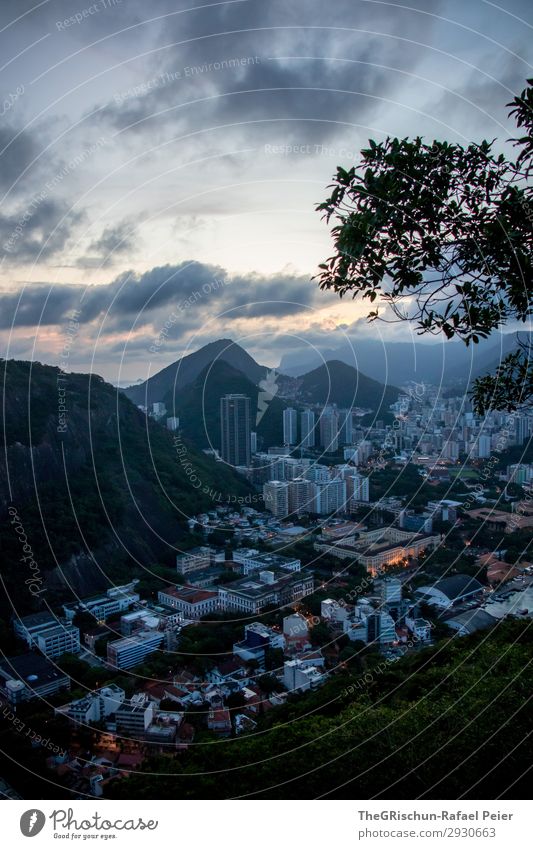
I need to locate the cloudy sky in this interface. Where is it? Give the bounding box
[0,0,531,383]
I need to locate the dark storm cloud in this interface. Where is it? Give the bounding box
[76,218,140,268]
[96,0,444,145]
[0,283,84,330]
[0,196,85,262]
[429,49,532,137]
[0,126,40,194]
[0,260,320,329]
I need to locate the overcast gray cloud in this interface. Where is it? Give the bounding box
[0,260,321,330]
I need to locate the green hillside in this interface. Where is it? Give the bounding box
[0,360,252,617]
[108,620,532,799]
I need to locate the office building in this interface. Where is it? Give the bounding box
[176,546,212,576]
[0,653,70,706]
[63,582,140,622]
[220,394,251,467]
[107,630,165,670]
[12,612,58,648]
[35,623,81,659]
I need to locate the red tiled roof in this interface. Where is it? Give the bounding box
[161,585,217,604]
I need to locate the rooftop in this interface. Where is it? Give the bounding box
[419,574,484,600]
[160,585,218,604]
[14,611,57,628]
[0,652,69,685]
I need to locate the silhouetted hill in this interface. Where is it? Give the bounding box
[123,338,268,406]
[280,332,523,388]
[297,360,399,412]
[164,360,285,450]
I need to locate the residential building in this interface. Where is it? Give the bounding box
[301,409,315,447]
[321,598,348,624]
[338,409,353,445]
[288,477,315,515]
[152,402,167,419]
[263,480,289,517]
[59,684,125,725]
[115,694,154,736]
[319,406,339,452]
[381,577,402,605]
[349,473,370,504]
[207,708,232,737]
[166,416,180,431]
[405,616,432,642]
[220,394,251,467]
[367,612,397,646]
[233,622,285,663]
[283,659,324,692]
[313,478,346,515]
[283,407,298,445]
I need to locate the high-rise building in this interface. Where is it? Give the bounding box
[288,478,314,515]
[250,431,257,454]
[304,465,330,483]
[356,439,373,464]
[263,481,289,517]
[338,409,353,445]
[220,394,251,467]
[367,612,397,646]
[515,416,531,446]
[349,473,370,504]
[477,435,492,459]
[319,406,339,452]
[301,409,315,448]
[283,407,298,445]
[381,577,402,605]
[314,479,346,515]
